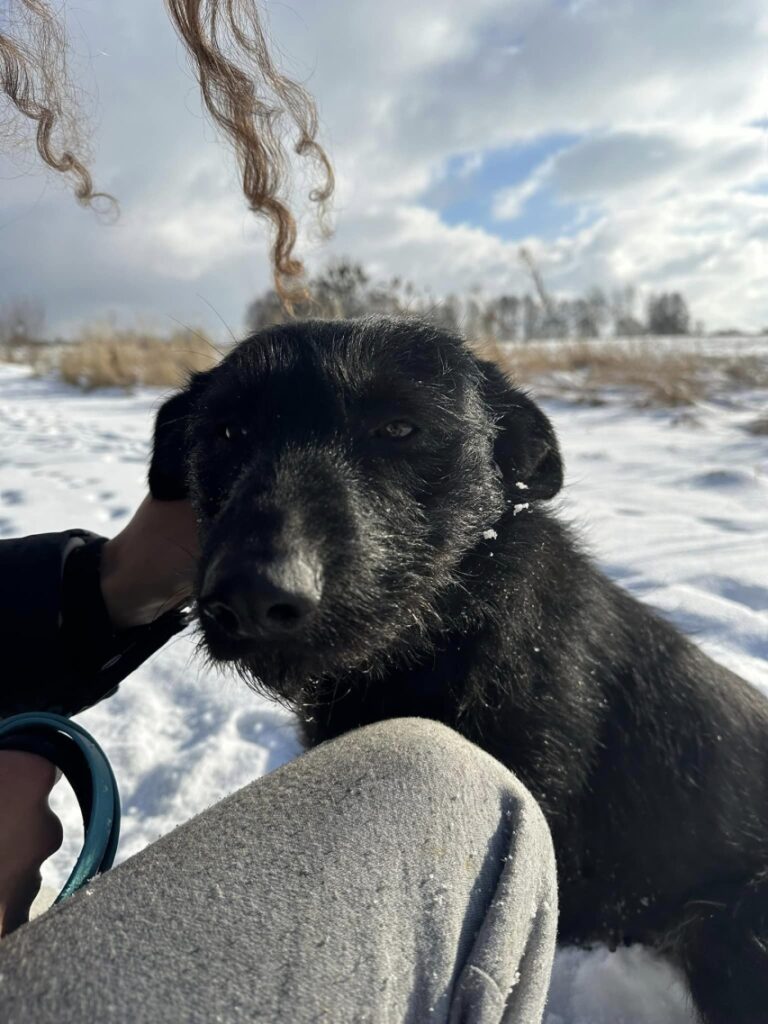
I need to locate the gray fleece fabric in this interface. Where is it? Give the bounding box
[0,718,558,1023]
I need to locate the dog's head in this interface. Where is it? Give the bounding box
[150,317,562,698]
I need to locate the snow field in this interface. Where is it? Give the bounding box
[1,362,766,1022]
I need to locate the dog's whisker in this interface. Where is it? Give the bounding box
[194,294,238,348]
[165,313,228,358]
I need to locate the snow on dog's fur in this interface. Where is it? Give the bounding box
[151,316,768,1024]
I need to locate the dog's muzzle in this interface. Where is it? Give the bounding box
[198,552,323,644]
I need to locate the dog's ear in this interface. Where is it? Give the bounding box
[478,359,563,500]
[148,371,212,500]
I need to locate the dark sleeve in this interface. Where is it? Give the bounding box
[1,531,186,719]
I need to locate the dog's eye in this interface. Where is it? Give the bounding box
[374,420,417,440]
[216,424,247,440]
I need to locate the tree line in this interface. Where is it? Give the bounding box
[246,259,699,341]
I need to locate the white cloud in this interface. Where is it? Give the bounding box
[493,161,555,221]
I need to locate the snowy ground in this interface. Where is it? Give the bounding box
[1,360,767,1022]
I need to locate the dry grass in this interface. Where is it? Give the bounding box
[30,327,221,390]
[473,339,768,408]
[5,326,766,407]
[0,339,45,365]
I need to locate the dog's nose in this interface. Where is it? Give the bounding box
[199,557,322,640]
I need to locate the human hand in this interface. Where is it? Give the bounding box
[100,495,201,631]
[0,751,62,937]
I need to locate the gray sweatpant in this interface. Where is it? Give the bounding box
[0,718,558,1023]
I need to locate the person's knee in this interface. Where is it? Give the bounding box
[321,717,546,832]
[335,718,557,906]
[331,716,484,786]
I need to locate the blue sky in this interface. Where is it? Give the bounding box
[421,135,590,240]
[1,0,767,335]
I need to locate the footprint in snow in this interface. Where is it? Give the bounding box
[699,516,755,534]
[126,764,182,818]
[0,517,16,537]
[687,469,757,490]
[697,576,768,613]
[0,489,24,506]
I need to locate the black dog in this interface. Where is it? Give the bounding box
[150,316,768,1023]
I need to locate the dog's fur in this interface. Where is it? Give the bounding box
[150,317,768,1023]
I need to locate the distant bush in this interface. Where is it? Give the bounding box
[31,327,220,391]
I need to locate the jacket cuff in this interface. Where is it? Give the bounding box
[2,530,187,719]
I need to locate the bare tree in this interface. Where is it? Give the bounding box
[246,259,375,331]
[522,295,542,342]
[245,289,293,332]
[569,298,600,338]
[611,286,646,336]
[647,293,690,335]
[312,260,370,318]
[0,298,46,345]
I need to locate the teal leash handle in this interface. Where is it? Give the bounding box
[0,712,121,903]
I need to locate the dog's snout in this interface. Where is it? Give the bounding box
[202,582,316,637]
[200,557,322,641]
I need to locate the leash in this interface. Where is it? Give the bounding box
[0,712,120,903]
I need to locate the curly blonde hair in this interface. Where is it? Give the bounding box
[0,0,334,298]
